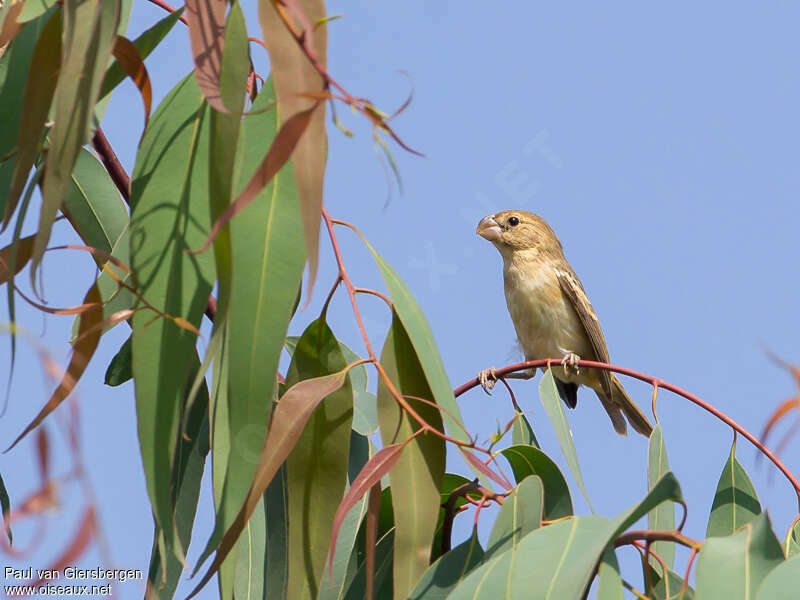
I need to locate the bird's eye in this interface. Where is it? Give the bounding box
[508,216,520,226]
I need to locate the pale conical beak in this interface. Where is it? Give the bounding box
[476,215,502,241]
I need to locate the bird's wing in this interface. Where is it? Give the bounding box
[555,267,614,400]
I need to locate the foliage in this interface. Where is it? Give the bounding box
[1,1,799,599]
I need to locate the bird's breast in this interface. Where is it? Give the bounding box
[502,259,590,361]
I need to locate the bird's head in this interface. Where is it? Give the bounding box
[476,210,562,258]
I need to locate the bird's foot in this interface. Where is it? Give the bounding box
[478,367,498,394]
[561,353,581,376]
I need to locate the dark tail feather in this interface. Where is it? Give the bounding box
[554,377,579,409]
[611,374,653,437]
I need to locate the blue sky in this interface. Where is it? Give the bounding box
[2,2,800,598]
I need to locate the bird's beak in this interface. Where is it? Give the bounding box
[476,215,502,241]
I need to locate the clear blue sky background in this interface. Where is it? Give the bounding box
[2,2,800,598]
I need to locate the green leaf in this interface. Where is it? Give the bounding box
[511,410,539,447]
[596,548,623,600]
[485,476,543,557]
[409,527,484,600]
[648,425,675,570]
[0,7,52,220]
[130,72,215,561]
[264,464,290,600]
[447,472,683,599]
[539,368,593,511]
[696,512,784,600]
[284,319,354,599]
[62,147,128,255]
[3,8,60,228]
[35,0,121,275]
[17,0,57,23]
[755,554,800,600]
[343,529,395,600]
[649,566,695,600]
[98,7,184,101]
[377,315,446,599]
[500,444,573,520]
[359,236,467,444]
[145,356,209,599]
[785,518,800,558]
[210,76,304,558]
[234,496,266,600]
[0,470,11,544]
[104,335,132,386]
[706,436,761,538]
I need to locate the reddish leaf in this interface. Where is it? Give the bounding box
[0,2,24,46]
[190,103,317,254]
[111,36,152,128]
[0,234,35,284]
[35,429,49,483]
[27,508,96,588]
[72,309,135,344]
[760,397,800,446]
[184,0,228,112]
[258,0,328,303]
[6,283,103,451]
[461,449,513,490]
[187,367,351,599]
[328,444,405,581]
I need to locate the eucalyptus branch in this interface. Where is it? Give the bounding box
[454,358,800,507]
[440,478,481,554]
[614,529,702,551]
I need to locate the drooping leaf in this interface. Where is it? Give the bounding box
[264,464,290,600]
[258,0,328,301]
[377,315,446,599]
[343,529,395,600]
[34,0,121,276]
[485,476,544,558]
[511,410,539,447]
[0,3,25,47]
[358,236,468,445]
[785,518,800,558]
[185,0,228,113]
[431,473,473,562]
[754,554,800,600]
[0,234,35,284]
[648,425,675,571]
[3,8,60,229]
[706,436,761,538]
[460,449,511,490]
[318,448,370,600]
[7,283,103,450]
[539,368,593,511]
[409,527,484,600]
[98,7,184,101]
[284,319,354,599]
[104,335,132,386]
[145,357,209,599]
[17,0,57,23]
[234,496,266,600]
[329,444,405,584]
[447,472,682,600]
[0,5,53,220]
[0,471,11,544]
[649,566,695,600]
[109,36,152,128]
[61,147,128,257]
[696,512,784,600]
[130,73,215,561]
[500,444,573,520]
[596,548,624,600]
[188,367,352,598]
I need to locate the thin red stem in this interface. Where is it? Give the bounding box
[454,359,800,507]
[145,0,188,24]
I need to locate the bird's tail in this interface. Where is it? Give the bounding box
[610,374,653,437]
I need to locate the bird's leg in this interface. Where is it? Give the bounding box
[561,352,581,376]
[478,367,498,394]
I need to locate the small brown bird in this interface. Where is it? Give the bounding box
[476,210,652,436]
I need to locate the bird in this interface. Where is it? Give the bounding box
[476,210,652,436]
